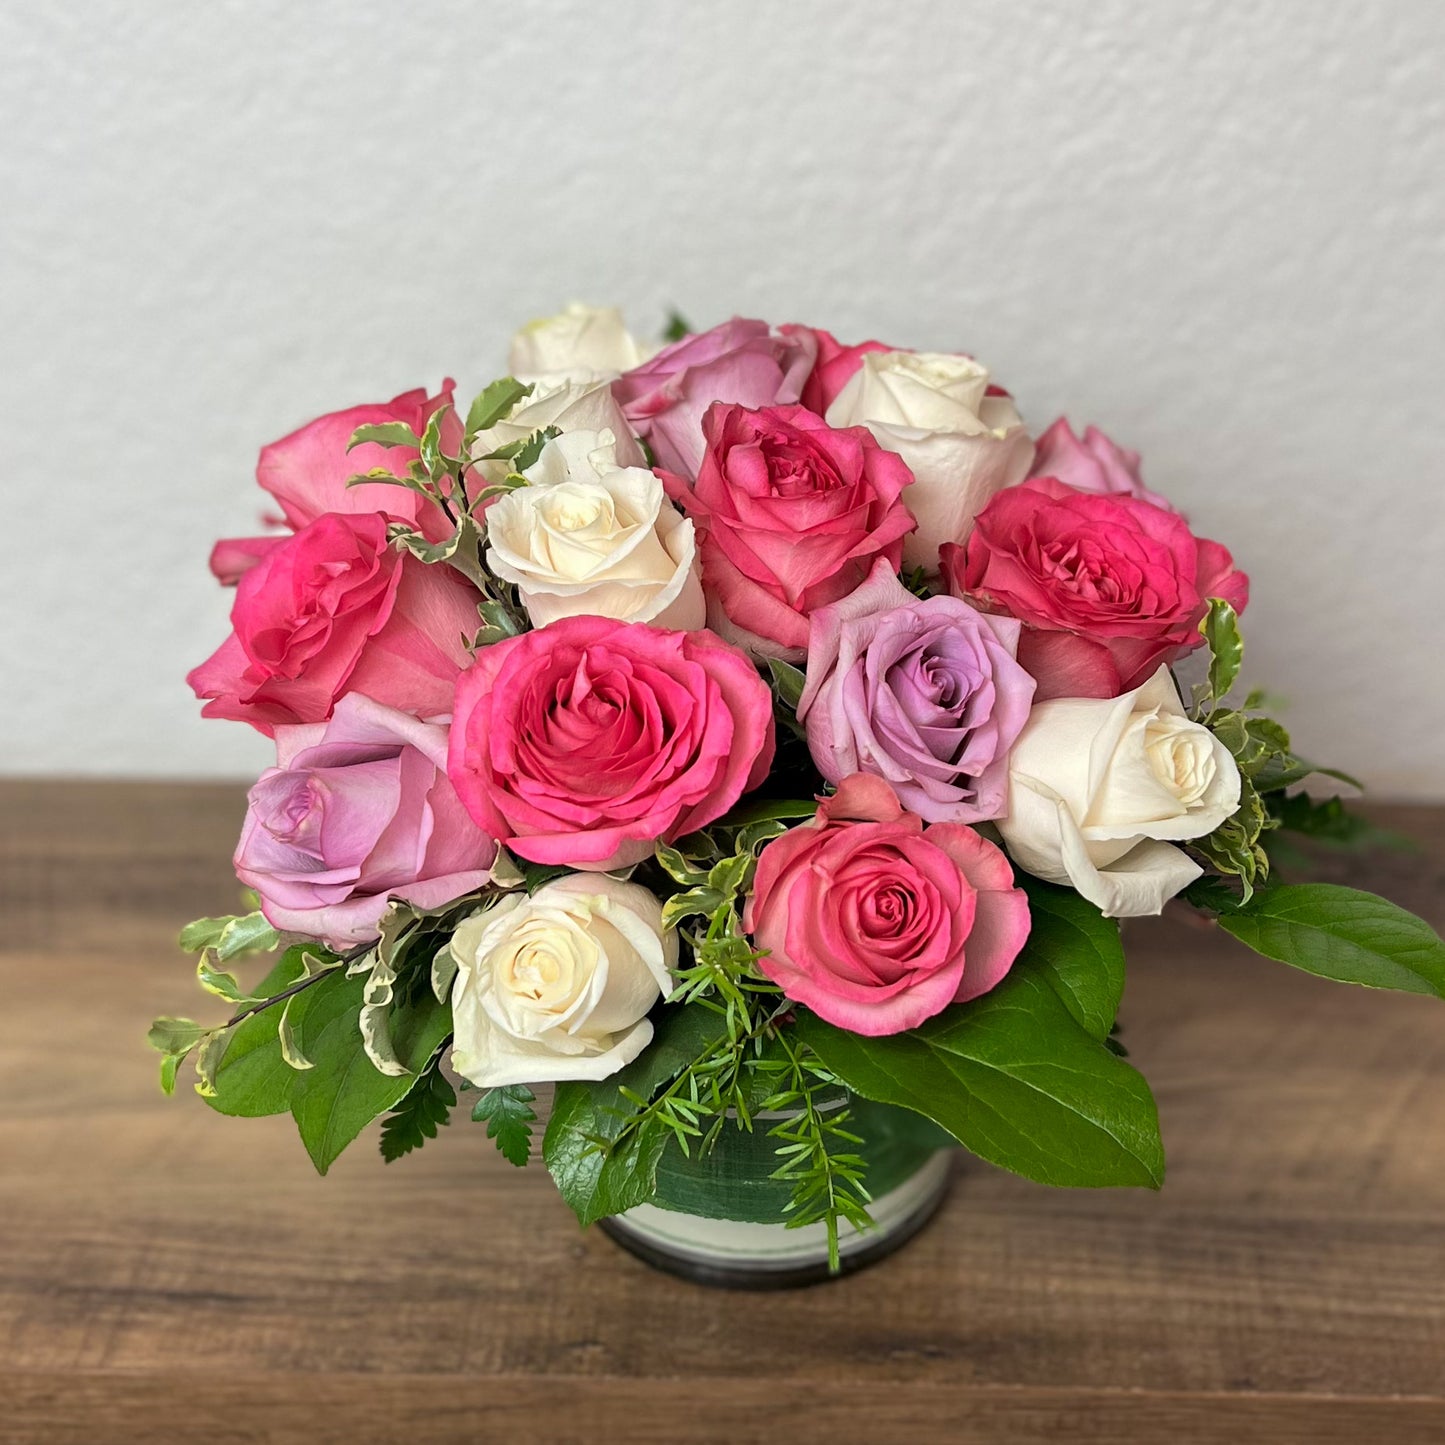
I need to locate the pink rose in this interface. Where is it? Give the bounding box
[780,324,893,415]
[797,558,1035,822]
[447,615,776,870]
[235,693,497,948]
[210,383,461,584]
[612,318,816,477]
[744,774,1030,1036]
[188,511,482,735]
[661,403,917,661]
[1029,418,1173,511]
[942,477,1248,701]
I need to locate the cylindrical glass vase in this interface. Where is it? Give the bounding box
[599,1096,955,1288]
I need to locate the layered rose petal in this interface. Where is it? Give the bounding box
[950,477,1249,700]
[613,318,817,477]
[745,773,1029,1035]
[187,512,482,735]
[663,404,917,661]
[447,616,775,869]
[798,558,1035,822]
[1029,418,1174,511]
[234,693,497,949]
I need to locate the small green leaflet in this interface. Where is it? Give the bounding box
[471,1084,537,1167]
[347,421,421,452]
[765,657,807,711]
[1217,884,1445,998]
[796,971,1165,1189]
[1201,597,1244,705]
[381,1060,457,1163]
[465,377,533,438]
[177,910,279,961]
[662,310,693,343]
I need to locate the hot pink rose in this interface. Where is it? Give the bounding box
[235,693,497,948]
[210,383,461,584]
[188,511,482,735]
[612,318,816,477]
[1029,418,1173,511]
[780,324,893,415]
[942,477,1248,701]
[661,403,916,661]
[744,774,1030,1036]
[447,615,775,870]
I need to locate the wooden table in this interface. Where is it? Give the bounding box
[2,781,1442,1443]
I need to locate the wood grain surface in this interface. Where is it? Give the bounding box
[2,780,1442,1443]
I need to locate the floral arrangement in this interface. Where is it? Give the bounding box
[151,304,1444,1272]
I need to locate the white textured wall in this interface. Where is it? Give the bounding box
[2,0,1442,795]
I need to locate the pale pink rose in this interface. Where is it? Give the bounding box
[1029,418,1173,511]
[447,615,775,870]
[235,693,497,948]
[612,318,816,477]
[661,404,916,661]
[210,383,461,584]
[744,774,1031,1036]
[188,511,482,735]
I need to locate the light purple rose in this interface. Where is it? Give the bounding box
[611,317,816,478]
[796,559,1036,823]
[1029,417,1174,511]
[235,693,498,948]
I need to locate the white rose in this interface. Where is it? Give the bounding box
[485,429,705,630]
[508,303,656,386]
[826,350,1035,572]
[449,874,677,1088]
[996,666,1241,918]
[471,377,647,486]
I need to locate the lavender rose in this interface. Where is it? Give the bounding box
[796,559,1036,823]
[1029,417,1174,511]
[235,693,498,948]
[612,317,816,478]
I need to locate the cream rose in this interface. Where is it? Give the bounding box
[471,377,646,486]
[996,666,1241,917]
[508,303,655,386]
[449,874,677,1087]
[484,429,705,629]
[826,350,1034,572]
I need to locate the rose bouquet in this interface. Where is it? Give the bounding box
[151,304,1444,1284]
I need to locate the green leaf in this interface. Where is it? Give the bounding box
[202,948,320,1118]
[661,886,728,930]
[544,1004,722,1224]
[465,376,533,437]
[765,656,807,711]
[158,1053,182,1096]
[1201,597,1244,703]
[1253,755,1364,795]
[471,1084,537,1166]
[286,970,452,1174]
[347,421,421,452]
[496,424,561,475]
[146,1017,207,1056]
[380,1059,456,1163]
[196,952,248,1004]
[709,797,819,830]
[1217,884,1445,998]
[654,842,711,887]
[795,971,1165,1189]
[178,910,277,959]
[417,405,452,481]
[1015,877,1125,1040]
[662,310,693,343]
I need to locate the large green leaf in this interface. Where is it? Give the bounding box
[203,949,314,1119]
[543,1004,721,1226]
[1016,877,1125,1040]
[1201,597,1244,703]
[1218,884,1445,998]
[795,971,1164,1189]
[287,970,452,1174]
